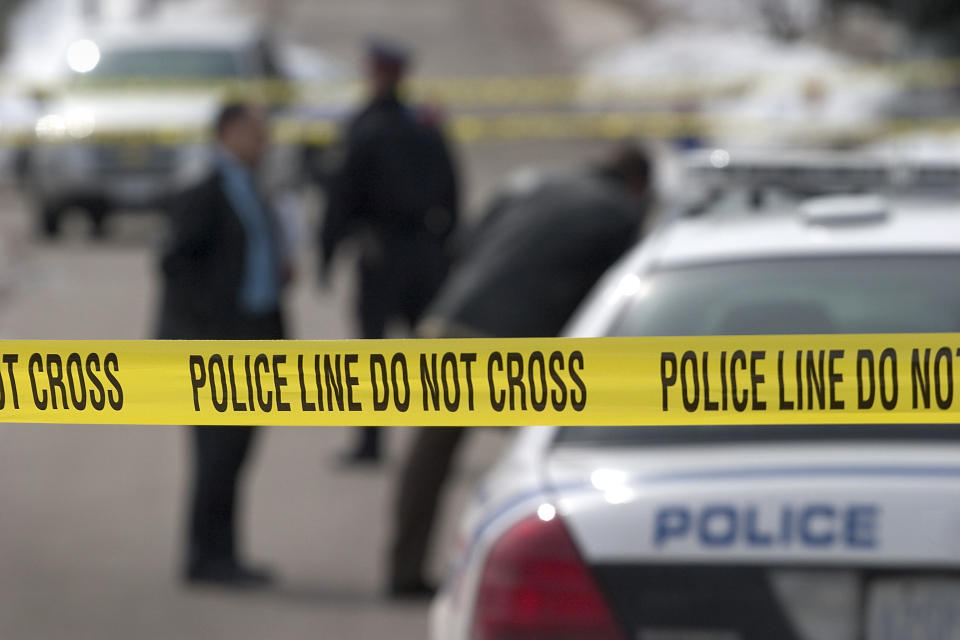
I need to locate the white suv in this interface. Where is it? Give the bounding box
[25,21,306,237]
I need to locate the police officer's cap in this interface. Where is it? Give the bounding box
[366,38,411,67]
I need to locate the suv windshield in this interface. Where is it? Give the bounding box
[556,254,960,446]
[81,47,243,79]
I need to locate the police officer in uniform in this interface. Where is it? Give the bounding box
[321,39,459,465]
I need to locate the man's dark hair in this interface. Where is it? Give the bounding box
[603,140,652,185]
[215,102,250,139]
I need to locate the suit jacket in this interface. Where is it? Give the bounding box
[156,168,284,340]
[421,169,644,339]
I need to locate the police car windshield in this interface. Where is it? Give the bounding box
[556,254,960,446]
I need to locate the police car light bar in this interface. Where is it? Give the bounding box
[685,148,960,194]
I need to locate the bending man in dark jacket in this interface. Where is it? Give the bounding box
[388,142,652,597]
[158,103,289,588]
[321,40,459,465]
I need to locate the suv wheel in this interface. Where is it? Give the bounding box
[40,205,62,238]
[88,207,108,239]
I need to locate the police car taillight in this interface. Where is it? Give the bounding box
[471,510,625,640]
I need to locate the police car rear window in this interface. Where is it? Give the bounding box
[558,254,960,446]
[554,423,960,446]
[613,255,960,337]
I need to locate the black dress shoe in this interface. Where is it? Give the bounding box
[185,562,275,589]
[388,579,437,600]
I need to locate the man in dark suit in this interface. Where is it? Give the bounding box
[158,103,288,588]
[388,142,652,598]
[321,39,459,465]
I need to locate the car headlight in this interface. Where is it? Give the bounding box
[35,110,96,142]
[35,114,67,141]
[34,109,98,179]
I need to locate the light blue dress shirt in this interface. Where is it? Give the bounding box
[217,149,280,314]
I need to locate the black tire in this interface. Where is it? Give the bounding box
[88,207,108,239]
[40,205,61,238]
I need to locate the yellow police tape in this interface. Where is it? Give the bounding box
[8,56,960,147]
[2,335,960,426]
[28,56,960,107]
[16,112,960,149]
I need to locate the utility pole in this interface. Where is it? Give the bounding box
[0,0,24,58]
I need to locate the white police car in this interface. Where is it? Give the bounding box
[431,154,960,640]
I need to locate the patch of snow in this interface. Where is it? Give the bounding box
[583,28,837,81]
[579,27,900,147]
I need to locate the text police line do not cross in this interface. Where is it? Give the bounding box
[659,346,960,414]
[0,352,123,412]
[188,349,588,415]
[7,336,960,426]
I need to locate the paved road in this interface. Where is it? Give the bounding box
[0,191,514,640]
[0,0,639,637]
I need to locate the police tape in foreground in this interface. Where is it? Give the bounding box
[3,335,960,426]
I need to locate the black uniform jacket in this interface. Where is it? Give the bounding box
[321,95,459,269]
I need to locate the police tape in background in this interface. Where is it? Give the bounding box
[21,57,960,107]
[17,112,960,149]
[4,335,960,426]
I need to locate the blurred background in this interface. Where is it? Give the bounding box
[0,0,959,638]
